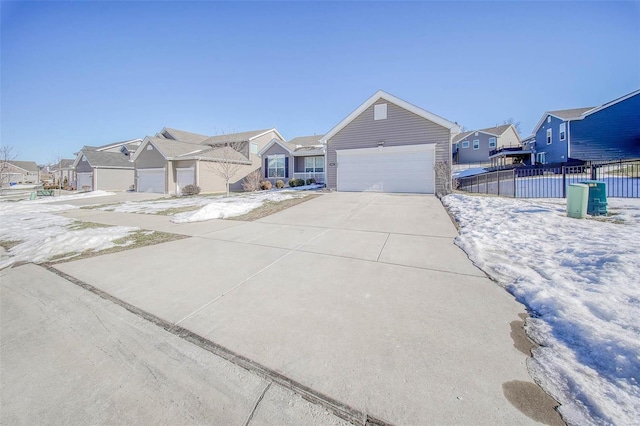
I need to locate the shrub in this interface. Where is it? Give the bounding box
[296,178,306,186]
[288,179,297,188]
[182,184,201,196]
[242,170,261,192]
[306,178,316,185]
[275,179,284,189]
[260,180,272,190]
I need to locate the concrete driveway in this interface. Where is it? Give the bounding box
[54,192,562,425]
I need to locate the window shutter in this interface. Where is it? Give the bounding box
[264,158,268,178]
[285,157,289,178]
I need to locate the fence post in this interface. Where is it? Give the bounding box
[512,169,516,197]
[497,171,501,195]
[562,165,566,198]
[591,162,597,180]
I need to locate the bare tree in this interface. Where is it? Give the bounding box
[0,145,18,195]
[208,139,247,197]
[502,118,522,134]
[50,152,63,196]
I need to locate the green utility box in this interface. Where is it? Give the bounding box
[580,180,608,216]
[567,183,589,219]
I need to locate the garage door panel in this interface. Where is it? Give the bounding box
[337,146,434,194]
[77,173,93,191]
[137,169,165,193]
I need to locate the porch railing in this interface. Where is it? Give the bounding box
[293,172,325,183]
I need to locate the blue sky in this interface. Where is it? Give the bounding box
[1,1,639,164]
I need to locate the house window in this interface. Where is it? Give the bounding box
[461,141,470,148]
[304,156,324,172]
[374,103,387,120]
[546,128,552,145]
[268,155,285,178]
[250,142,258,154]
[559,123,566,141]
[536,152,546,164]
[489,137,496,148]
[147,145,153,150]
[547,116,551,123]
[473,140,479,150]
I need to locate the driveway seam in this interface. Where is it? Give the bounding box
[376,233,391,262]
[42,264,392,426]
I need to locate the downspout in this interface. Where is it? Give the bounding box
[196,160,200,187]
[94,167,98,190]
[567,120,571,159]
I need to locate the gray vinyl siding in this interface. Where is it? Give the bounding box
[455,132,494,164]
[76,157,93,173]
[261,144,293,182]
[326,99,451,194]
[135,144,167,168]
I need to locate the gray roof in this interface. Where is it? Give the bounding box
[288,135,324,147]
[5,161,39,172]
[548,107,595,120]
[161,128,210,144]
[146,137,210,159]
[292,146,325,157]
[193,146,251,163]
[81,150,134,169]
[51,159,75,170]
[453,124,513,143]
[201,129,272,146]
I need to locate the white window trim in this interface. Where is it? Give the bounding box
[559,123,566,141]
[374,103,387,121]
[473,139,480,150]
[488,137,496,148]
[304,156,324,173]
[537,152,546,164]
[461,141,470,149]
[546,128,552,145]
[267,154,286,178]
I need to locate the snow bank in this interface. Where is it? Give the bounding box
[442,194,640,425]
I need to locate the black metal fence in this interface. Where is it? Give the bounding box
[457,159,640,198]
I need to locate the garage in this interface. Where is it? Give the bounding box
[77,172,93,191]
[137,168,165,193]
[336,144,435,193]
[176,168,195,195]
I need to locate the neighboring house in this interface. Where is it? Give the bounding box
[453,124,521,164]
[532,89,640,164]
[0,161,40,187]
[321,90,460,195]
[50,159,76,187]
[72,140,141,191]
[133,127,284,194]
[258,135,325,185]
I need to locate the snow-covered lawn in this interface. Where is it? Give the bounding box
[442,194,640,426]
[0,192,137,270]
[103,190,314,223]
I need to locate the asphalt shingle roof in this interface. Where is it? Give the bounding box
[201,129,272,146]
[82,150,134,168]
[548,107,595,120]
[146,137,210,159]
[6,161,39,172]
[288,135,324,147]
[161,128,210,144]
[194,146,251,163]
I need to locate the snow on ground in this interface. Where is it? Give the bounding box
[0,193,137,270]
[104,190,313,222]
[442,194,640,426]
[452,167,488,179]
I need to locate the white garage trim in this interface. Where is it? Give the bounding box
[336,144,436,194]
[77,172,93,191]
[176,167,195,195]
[137,168,165,193]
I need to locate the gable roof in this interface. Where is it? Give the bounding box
[159,128,210,144]
[258,138,293,156]
[75,149,134,169]
[50,159,75,170]
[288,135,324,147]
[453,124,514,143]
[94,139,143,152]
[321,90,460,143]
[531,107,595,135]
[133,137,210,161]
[582,89,640,118]
[190,145,251,164]
[4,161,39,173]
[200,128,284,146]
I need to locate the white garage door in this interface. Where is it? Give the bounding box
[337,144,435,193]
[137,168,165,193]
[77,172,93,191]
[176,168,195,195]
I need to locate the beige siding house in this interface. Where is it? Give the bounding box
[321,91,460,195]
[73,149,135,191]
[1,161,40,187]
[133,128,285,194]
